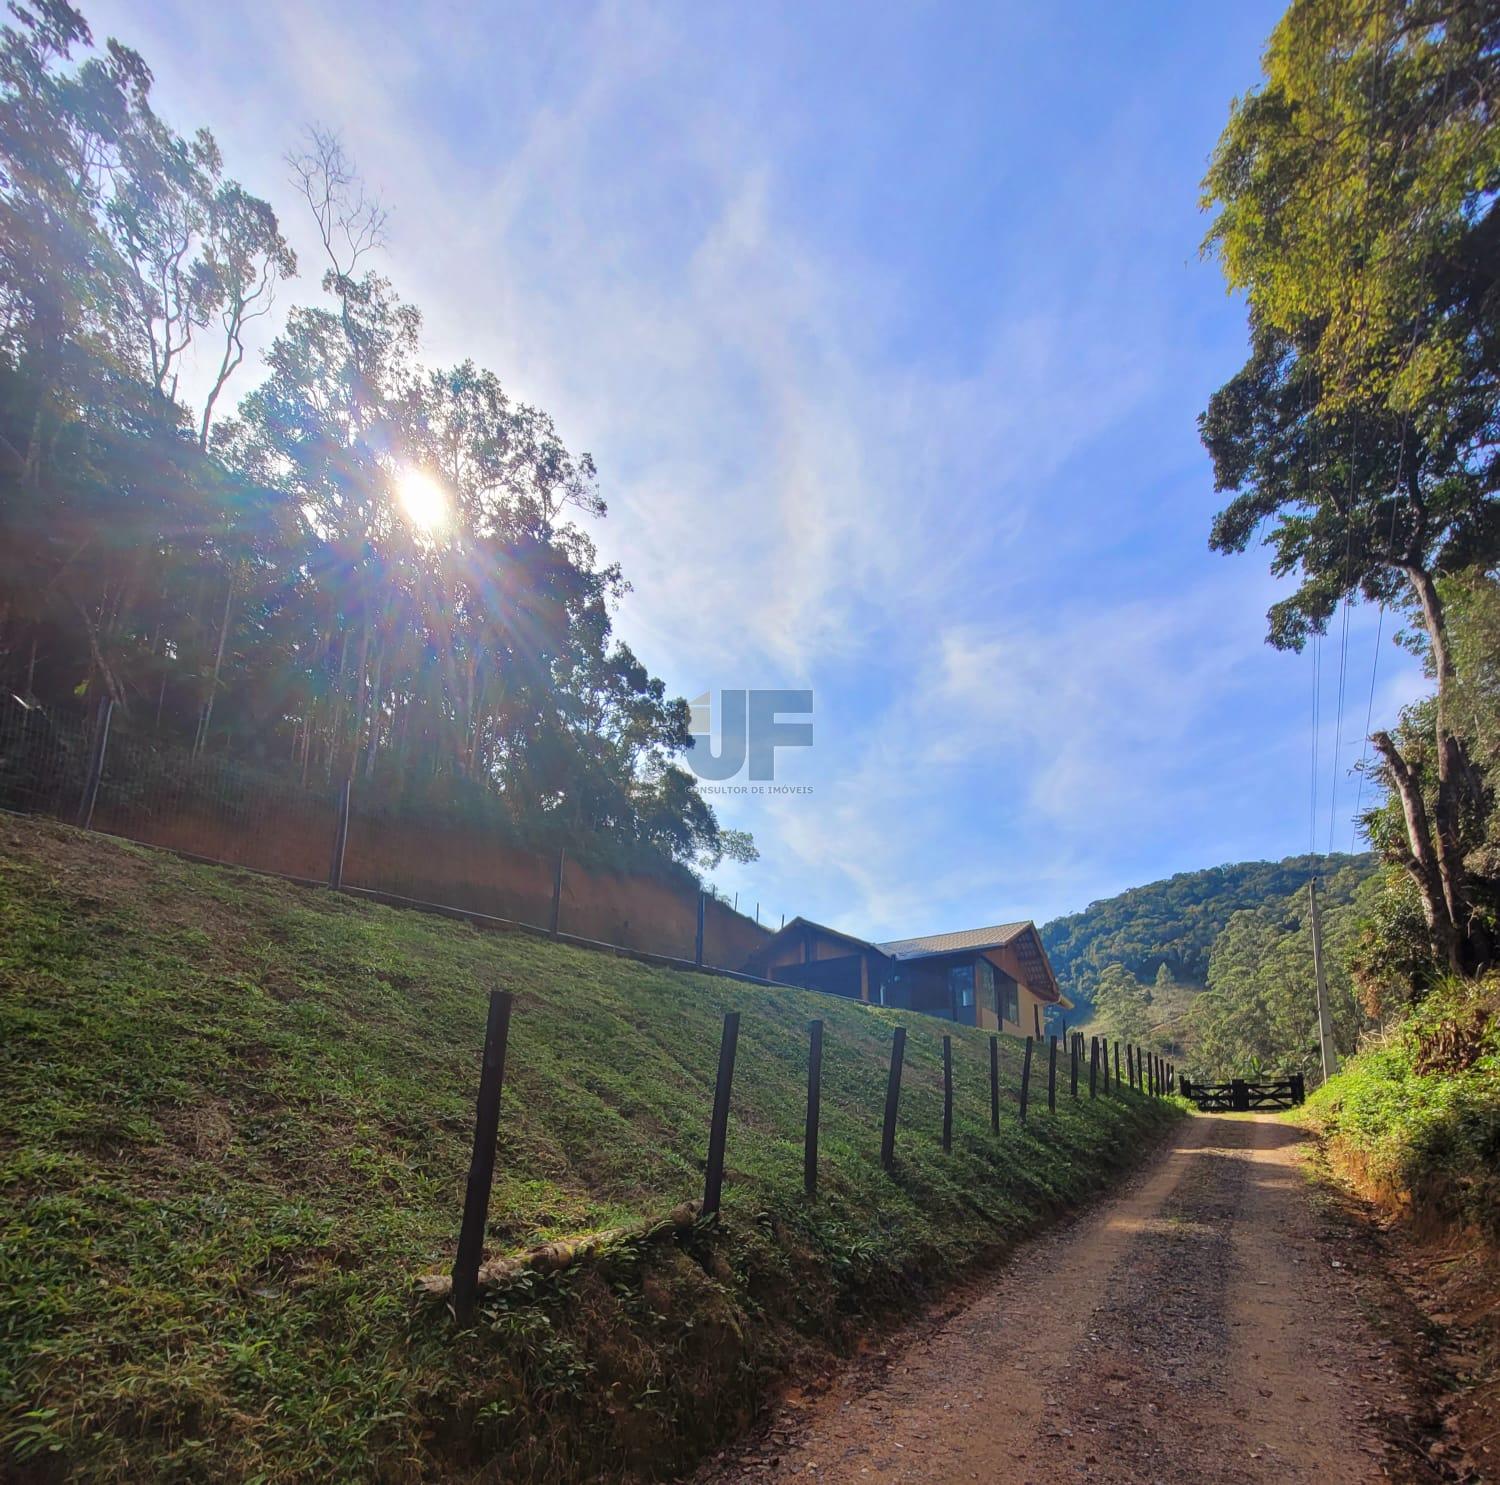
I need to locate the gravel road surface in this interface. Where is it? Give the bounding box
[693,1114,1416,1484]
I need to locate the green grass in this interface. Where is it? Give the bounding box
[0,815,1181,1482]
[1303,975,1500,1239]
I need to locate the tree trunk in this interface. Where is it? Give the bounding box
[352,622,372,777]
[327,629,350,781]
[194,572,235,758]
[362,643,383,780]
[1401,564,1491,974]
[1371,729,1461,973]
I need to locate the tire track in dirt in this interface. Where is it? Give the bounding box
[692,1115,1414,1484]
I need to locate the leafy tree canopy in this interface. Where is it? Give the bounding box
[1200,0,1498,974]
[0,3,751,879]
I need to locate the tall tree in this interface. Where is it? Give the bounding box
[1093,963,1155,1044]
[0,3,750,875]
[1188,865,1374,1081]
[1200,0,1499,974]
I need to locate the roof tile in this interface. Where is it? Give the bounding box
[875,921,1032,960]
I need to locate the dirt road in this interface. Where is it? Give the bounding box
[695,1115,1420,1485]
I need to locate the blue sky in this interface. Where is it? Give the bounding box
[85,0,1427,935]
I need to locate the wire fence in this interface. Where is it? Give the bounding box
[0,695,1188,1331]
[0,696,773,978]
[445,998,1178,1322]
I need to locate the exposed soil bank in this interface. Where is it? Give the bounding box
[1309,1137,1500,1483]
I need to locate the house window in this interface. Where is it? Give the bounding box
[977,959,995,1016]
[949,963,974,1009]
[995,970,1020,1025]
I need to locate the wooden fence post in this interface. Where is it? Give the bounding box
[695,890,706,967]
[942,1035,953,1153]
[702,1011,741,1217]
[327,775,351,890]
[1127,1044,1136,1090]
[451,989,514,1325]
[804,1019,823,1198]
[1089,1037,1098,1099]
[549,848,566,939]
[1019,1035,1034,1123]
[989,1034,1000,1133]
[76,697,114,830]
[1070,1034,1079,1098]
[881,1026,907,1171]
[1047,1035,1057,1113]
[1114,1040,1121,1090]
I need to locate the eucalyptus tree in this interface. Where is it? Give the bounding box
[0,3,747,871]
[0,1,292,717]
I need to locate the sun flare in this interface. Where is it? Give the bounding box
[396,468,451,537]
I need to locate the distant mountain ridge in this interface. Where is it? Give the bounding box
[1039,853,1377,1011]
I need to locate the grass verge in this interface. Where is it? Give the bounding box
[1300,975,1500,1479]
[0,815,1181,1482]
[1302,974,1500,1239]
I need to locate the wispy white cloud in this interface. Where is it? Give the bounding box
[84,0,1426,938]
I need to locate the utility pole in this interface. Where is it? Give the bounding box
[1308,877,1340,1081]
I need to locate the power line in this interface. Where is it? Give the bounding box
[1327,589,1354,856]
[1309,630,1322,860]
[1349,601,1387,852]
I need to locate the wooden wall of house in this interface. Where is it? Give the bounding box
[762,926,879,1001]
[981,946,1051,1038]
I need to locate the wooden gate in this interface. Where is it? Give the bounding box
[1178,1075,1305,1111]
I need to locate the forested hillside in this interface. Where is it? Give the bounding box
[0,6,752,882]
[1040,853,1376,1009]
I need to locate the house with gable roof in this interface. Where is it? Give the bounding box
[742,916,1069,1037]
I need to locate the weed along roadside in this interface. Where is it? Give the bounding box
[0,816,1183,1484]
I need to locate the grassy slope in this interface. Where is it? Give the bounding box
[1303,975,1500,1238]
[0,816,1181,1483]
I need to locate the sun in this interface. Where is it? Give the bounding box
[396,468,452,538]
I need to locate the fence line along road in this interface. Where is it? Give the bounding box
[446,984,1162,1324]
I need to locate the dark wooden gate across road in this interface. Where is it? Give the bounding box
[1178,1075,1305,1112]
